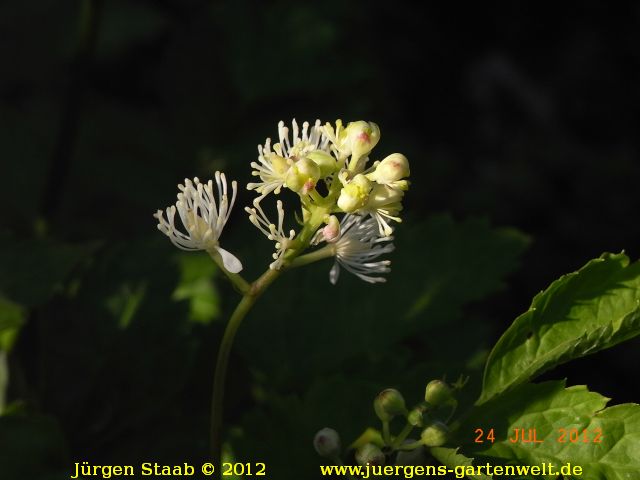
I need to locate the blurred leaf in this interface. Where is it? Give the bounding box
[480,252,640,405]
[0,235,98,307]
[0,412,69,480]
[350,427,384,450]
[172,252,220,324]
[105,281,147,329]
[457,381,640,480]
[0,297,25,352]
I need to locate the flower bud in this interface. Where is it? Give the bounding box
[355,443,385,467]
[424,380,454,407]
[345,121,380,160]
[285,158,321,193]
[420,421,449,447]
[366,184,404,210]
[407,407,425,428]
[313,427,341,459]
[307,150,339,177]
[337,174,372,212]
[322,215,341,243]
[368,153,410,184]
[373,388,407,422]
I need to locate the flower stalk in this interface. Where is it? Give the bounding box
[154,119,411,476]
[209,267,281,471]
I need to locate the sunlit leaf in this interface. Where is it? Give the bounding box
[458,381,640,480]
[480,253,640,405]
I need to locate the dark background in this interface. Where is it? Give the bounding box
[1,1,639,478]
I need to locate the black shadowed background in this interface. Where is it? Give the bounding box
[1,1,639,479]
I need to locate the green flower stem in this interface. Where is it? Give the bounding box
[209,200,336,475]
[289,244,335,268]
[395,440,424,451]
[445,401,458,424]
[382,420,391,445]
[207,249,251,294]
[209,267,281,474]
[391,422,415,449]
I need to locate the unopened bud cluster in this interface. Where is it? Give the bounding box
[313,377,466,467]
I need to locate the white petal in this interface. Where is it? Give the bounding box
[329,262,340,285]
[216,247,243,273]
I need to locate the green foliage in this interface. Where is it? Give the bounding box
[429,447,492,480]
[233,215,528,477]
[0,297,25,352]
[457,381,640,480]
[480,252,640,405]
[171,252,221,325]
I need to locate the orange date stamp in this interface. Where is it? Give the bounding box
[474,427,604,444]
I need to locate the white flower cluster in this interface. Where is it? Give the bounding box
[154,119,409,284]
[246,119,410,283]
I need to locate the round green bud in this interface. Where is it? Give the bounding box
[313,427,341,459]
[373,388,407,422]
[355,443,385,467]
[420,421,449,447]
[424,380,454,407]
[285,158,321,193]
[407,407,424,427]
[307,150,339,177]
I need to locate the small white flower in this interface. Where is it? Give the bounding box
[275,118,331,160]
[327,214,395,285]
[154,172,243,273]
[247,119,332,198]
[245,199,296,270]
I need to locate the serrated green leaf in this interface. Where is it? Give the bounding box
[457,381,640,480]
[480,253,640,404]
[430,447,493,479]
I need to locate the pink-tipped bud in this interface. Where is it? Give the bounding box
[322,215,341,243]
[313,427,341,459]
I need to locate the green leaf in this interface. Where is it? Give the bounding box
[480,252,640,404]
[430,447,492,480]
[171,252,221,325]
[0,297,25,352]
[457,381,640,480]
